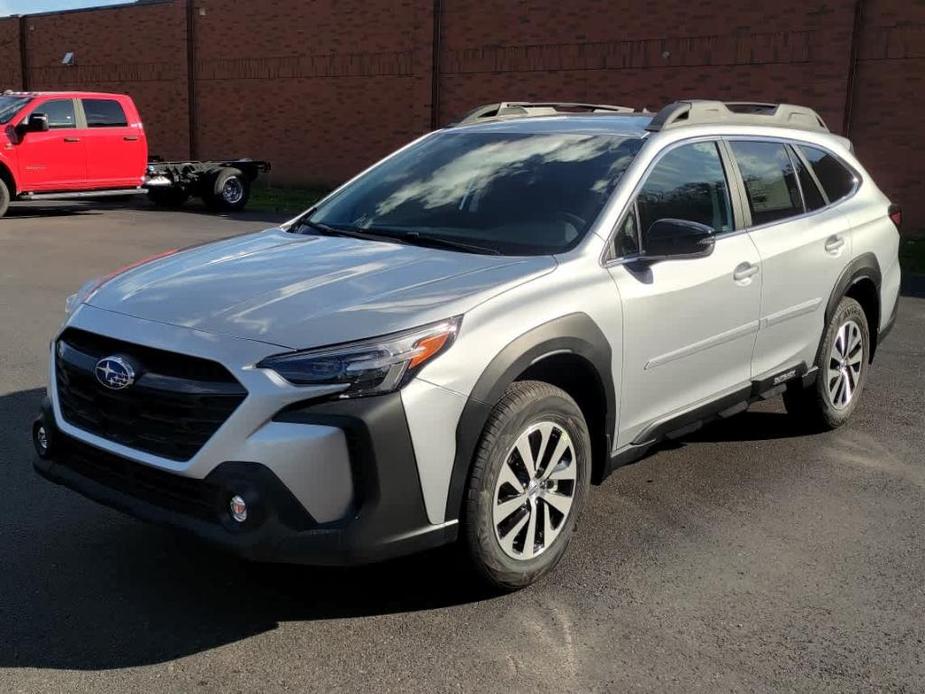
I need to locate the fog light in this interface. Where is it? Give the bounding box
[36,425,48,452]
[229,495,248,523]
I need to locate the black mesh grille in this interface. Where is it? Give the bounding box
[55,328,247,461]
[60,437,221,522]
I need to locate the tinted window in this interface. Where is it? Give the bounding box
[637,141,733,238]
[82,99,128,128]
[790,146,825,211]
[731,141,803,225]
[39,99,76,129]
[612,206,640,258]
[799,145,856,203]
[0,95,31,124]
[310,131,644,255]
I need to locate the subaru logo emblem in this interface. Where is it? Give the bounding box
[95,355,136,390]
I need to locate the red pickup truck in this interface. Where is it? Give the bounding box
[0,90,269,216]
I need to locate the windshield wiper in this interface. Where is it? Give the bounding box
[364,227,502,255]
[294,219,409,246]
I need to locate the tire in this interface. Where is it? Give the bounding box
[204,168,250,212]
[463,380,592,591]
[0,177,10,218]
[783,296,870,430]
[147,188,189,208]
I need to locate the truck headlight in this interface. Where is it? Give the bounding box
[257,317,461,398]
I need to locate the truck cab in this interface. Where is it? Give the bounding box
[0,91,147,211]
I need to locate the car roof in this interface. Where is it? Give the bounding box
[445,113,654,137]
[2,91,128,99]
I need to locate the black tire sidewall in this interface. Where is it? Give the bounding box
[0,178,10,217]
[463,381,592,589]
[813,297,870,425]
[206,168,250,211]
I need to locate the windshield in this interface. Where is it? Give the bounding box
[0,96,32,124]
[307,130,643,255]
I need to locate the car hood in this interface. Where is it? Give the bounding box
[86,228,556,349]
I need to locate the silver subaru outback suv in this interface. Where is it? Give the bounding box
[34,100,901,589]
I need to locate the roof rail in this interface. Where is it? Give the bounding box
[453,101,637,126]
[646,100,829,134]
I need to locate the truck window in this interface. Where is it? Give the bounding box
[82,99,128,128]
[40,99,77,129]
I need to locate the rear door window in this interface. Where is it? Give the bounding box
[636,141,733,238]
[82,99,128,128]
[730,141,803,226]
[39,99,76,129]
[789,145,826,211]
[798,145,857,203]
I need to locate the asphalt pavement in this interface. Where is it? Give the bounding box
[0,199,922,692]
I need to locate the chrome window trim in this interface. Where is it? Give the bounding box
[722,135,862,235]
[602,133,863,265]
[599,134,741,267]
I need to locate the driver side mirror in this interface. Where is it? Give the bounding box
[19,113,49,136]
[643,218,716,261]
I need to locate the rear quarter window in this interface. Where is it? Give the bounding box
[82,99,128,128]
[798,145,857,203]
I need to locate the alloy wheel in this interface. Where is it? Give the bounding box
[827,319,863,410]
[492,421,578,560]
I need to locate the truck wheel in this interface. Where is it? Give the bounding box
[205,168,250,212]
[147,188,189,208]
[0,178,10,217]
[463,381,591,591]
[783,296,870,430]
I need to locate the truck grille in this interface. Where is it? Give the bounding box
[54,328,247,461]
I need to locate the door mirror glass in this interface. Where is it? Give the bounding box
[644,218,715,261]
[23,112,49,133]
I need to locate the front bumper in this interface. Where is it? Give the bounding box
[34,394,457,566]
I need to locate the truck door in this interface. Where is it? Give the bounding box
[79,97,146,189]
[14,98,87,192]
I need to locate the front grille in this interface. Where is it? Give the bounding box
[55,328,247,461]
[60,436,221,522]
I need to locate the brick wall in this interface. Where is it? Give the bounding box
[1,0,923,231]
[191,0,434,184]
[20,1,189,160]
[0,17,22,89]
[850,0,925,231]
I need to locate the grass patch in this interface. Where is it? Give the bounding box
[899,237,925,275]
[249,185,330,214]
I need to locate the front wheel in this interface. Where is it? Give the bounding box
[784,296,870,429]
[0,177,10,218]
[463,381,591,591]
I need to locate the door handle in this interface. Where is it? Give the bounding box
[63,137,80,143]
[825,235,845,253]
[733,262,759,282]
[123,136,139,141]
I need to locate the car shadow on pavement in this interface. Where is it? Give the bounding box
[0,387,496,671]
[0,387,813,671]
[7,203,102,219]
[680,409,813,443]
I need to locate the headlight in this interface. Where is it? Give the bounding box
[257,317,461,398]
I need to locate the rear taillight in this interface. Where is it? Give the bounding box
[888,203,903,229]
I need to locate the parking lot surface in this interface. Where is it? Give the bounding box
[1,201,923,692]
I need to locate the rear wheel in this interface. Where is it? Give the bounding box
[783,296,870,429]
[204,168,250,212]
[0,177,10,217]
[463,381,591,591]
